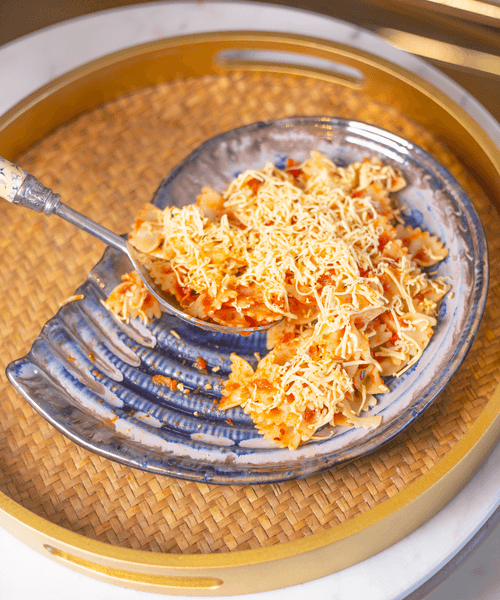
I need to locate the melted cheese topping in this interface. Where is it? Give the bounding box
[104,152,450,449]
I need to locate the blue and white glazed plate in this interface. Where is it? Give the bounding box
[6,117,488,484]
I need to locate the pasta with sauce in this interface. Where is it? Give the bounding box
[105,151,449,449]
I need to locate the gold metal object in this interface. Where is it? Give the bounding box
[376,0,500,28]
[378,28,500,77]
[1,31,500,595]
[361,0,500,61]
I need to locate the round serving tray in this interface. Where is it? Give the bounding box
[1,25,500,597]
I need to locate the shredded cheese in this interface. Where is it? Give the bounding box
[104,152,450,449]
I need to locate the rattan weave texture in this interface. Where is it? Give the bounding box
[1,71,498,554]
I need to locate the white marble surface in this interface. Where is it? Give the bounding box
[1,3,500,599]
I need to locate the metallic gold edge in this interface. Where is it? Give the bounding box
[376,0,500,28]
[377,27,500,77]
[0,31,499,593]
[2,386,500,595]
[2,32,499,204]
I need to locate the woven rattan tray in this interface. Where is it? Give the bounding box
[1,33,500,596]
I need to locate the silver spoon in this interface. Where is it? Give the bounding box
[0,156,279,334]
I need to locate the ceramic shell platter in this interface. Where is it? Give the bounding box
[6,117,488,484]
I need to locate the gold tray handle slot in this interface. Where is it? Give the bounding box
[215,48,365,89]
[43,544,224,591]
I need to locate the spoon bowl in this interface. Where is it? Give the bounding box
[0,156,279,334]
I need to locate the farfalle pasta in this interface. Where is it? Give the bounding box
[104,151,450,449]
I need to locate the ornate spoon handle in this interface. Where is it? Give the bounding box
[0,156,28,204]
[0,156,128,253]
